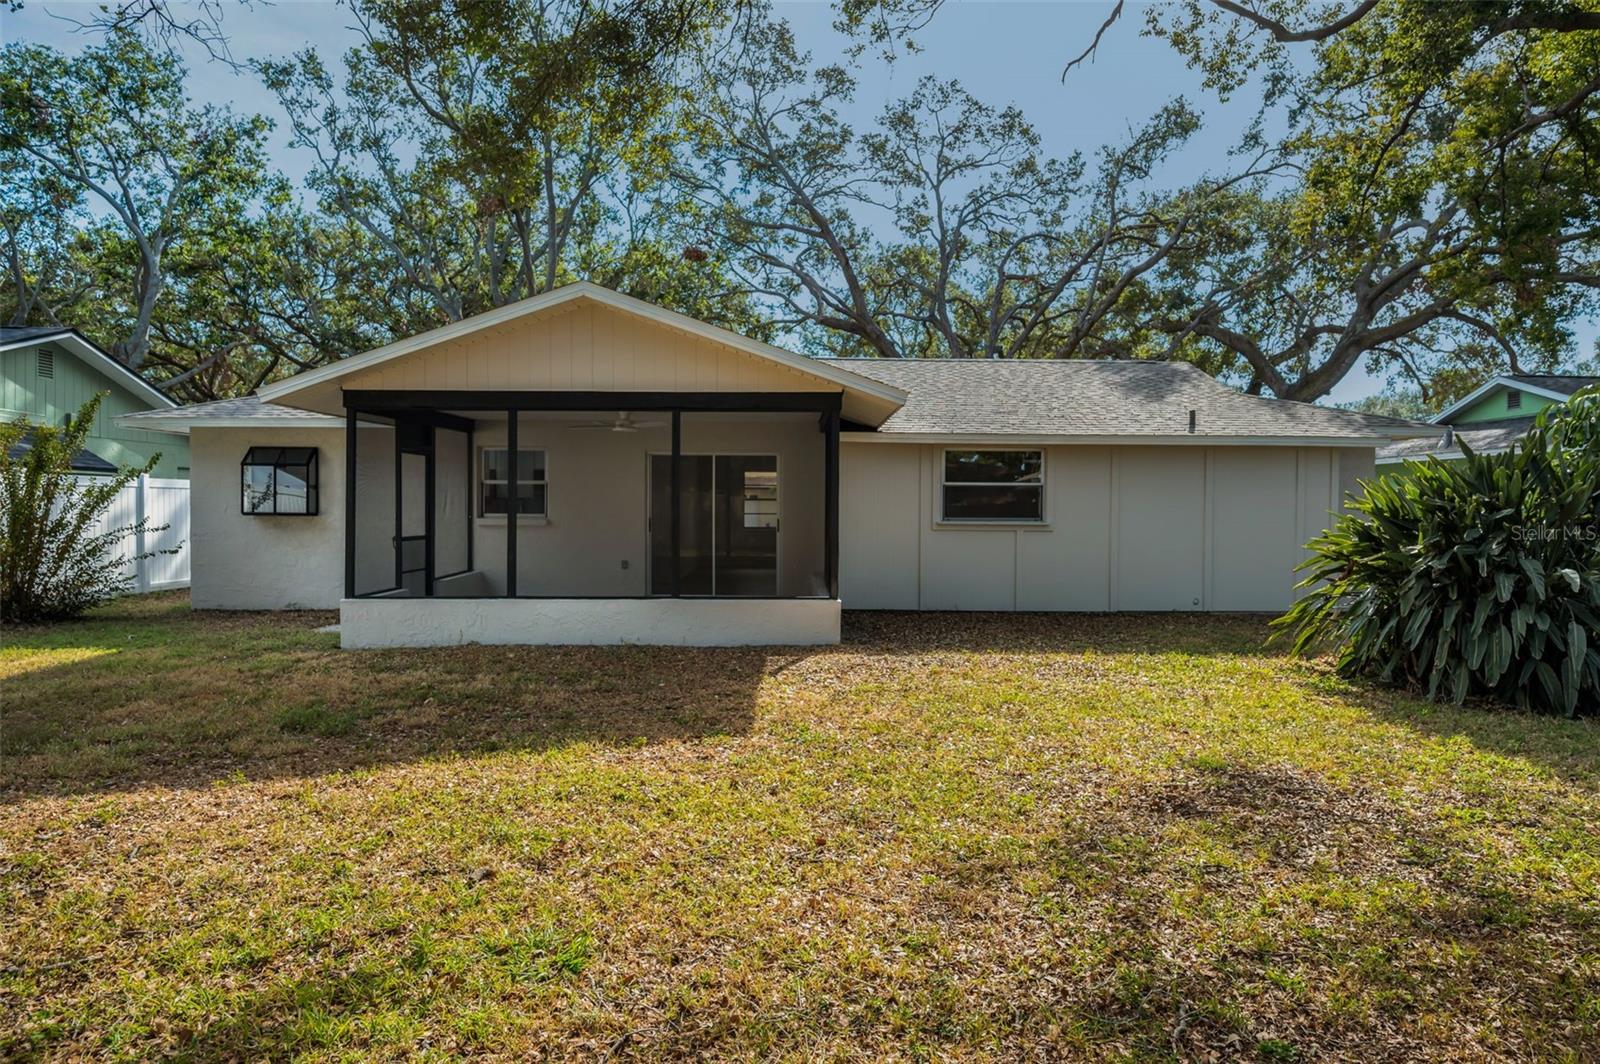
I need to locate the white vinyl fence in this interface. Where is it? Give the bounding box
[82,474,190,592]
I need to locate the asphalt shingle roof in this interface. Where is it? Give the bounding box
[818,358,1434,440]
[121,396,340,424]
[0,326,71,344]
[126,361,1436,442]
[1378,417,1533,462]
[1505,374,1600,396]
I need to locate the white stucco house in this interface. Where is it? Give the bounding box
[120,282,1435,648]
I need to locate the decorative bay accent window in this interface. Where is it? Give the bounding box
[241,446,319,515]
[941,449,1044,522]
[479,447,547,516]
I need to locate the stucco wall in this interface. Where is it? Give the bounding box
[190,426,346,609]
[840,442,1365,613]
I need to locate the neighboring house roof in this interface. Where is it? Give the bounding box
[256,282,908,420]
[0,327,177,410]
[821,358,1438,444]
[1377,416,1534,465]
[1503,374,1600,395]
[0,326,71,344]
[1430,373,1599,424]
[118,395,344,435]
[6,434,119,474]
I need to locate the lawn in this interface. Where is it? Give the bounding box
[2,593,1598,1061]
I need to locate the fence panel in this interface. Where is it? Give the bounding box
[74,474,191,592]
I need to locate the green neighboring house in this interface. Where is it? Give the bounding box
[1376,373,1599,469]
[1,327,188,478]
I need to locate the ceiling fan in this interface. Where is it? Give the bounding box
[567,411,669,433]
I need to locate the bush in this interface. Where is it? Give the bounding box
[0,394,166,624]
[1278,389,1600,717]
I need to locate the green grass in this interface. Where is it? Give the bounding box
[3,592,1598,1060]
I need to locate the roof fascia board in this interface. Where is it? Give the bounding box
[842,432,1410,448]
[116,413,350,435]
[6,331,176,409]
[258,282,907,408]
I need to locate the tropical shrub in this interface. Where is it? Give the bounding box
[0,395,164,623]
[1279,389,1600,717]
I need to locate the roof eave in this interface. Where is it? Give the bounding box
[4,331,176,410]
[842,432,1406,448]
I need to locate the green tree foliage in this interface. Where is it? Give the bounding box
[0,30,273,369]
[1087,0,1600,400]
[0,30,378,401]
[257,0,757,331]
[1279,389,1600,716]
[0,395,168,623]
[677,14,1263,362]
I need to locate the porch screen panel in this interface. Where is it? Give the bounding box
[399,452,428,596]
[352,421,398,595]
[434,427,470,577]
[649,454,714,595]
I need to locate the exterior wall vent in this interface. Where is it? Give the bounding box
[37,347,53,379]
[1506,391,1522,410]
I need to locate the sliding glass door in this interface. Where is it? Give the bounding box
[649,454,778,596]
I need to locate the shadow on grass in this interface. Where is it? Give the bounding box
[2,593,771,802]
[841,609,1280,657]
[1285,662,1600,790]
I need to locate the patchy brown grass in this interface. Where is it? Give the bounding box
[2,592,1598,1061]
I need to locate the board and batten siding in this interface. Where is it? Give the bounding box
[340,301,838,395]
[1,340,189,478]
[840,442,1372,612]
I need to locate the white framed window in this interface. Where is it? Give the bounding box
[941,449,1044,522]
[479,447,547,517]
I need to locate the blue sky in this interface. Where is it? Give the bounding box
[7,1,1594,401]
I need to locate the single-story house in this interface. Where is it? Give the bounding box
[1,326,189,477]
[120,283,1434,648]
[1377,373,1598,467]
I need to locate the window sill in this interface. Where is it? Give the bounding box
[476,515,550,527]
[933,519,1051,531]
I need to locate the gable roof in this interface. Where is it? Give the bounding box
[0,328,176,410]
[1432,373,1599,424]
[822,358,1438,444]
[257,282,907,421]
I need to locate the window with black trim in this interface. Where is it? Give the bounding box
[941,449,1044,522]
[241,447,319,515]
[479,447,547,516]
